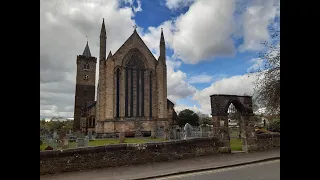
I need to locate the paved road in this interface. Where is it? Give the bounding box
[154,160,280,180]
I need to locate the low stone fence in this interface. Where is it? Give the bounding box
[40,137,228,175]
[255,133,280,151]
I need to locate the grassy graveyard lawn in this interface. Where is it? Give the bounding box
[40,138,243,151]
[40,137,166,151]
[230,138,242,151]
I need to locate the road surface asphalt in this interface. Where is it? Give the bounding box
[154,159,280,180]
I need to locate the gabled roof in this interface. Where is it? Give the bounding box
[112,29,157,63]
[167,99,175,110]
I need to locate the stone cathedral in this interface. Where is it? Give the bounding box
[73,19,177,135]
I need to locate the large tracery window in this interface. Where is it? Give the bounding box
[124,51,146,118]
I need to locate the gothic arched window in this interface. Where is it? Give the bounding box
[116,68,120,118]
[124,49,147,118]
[149,71,153,118]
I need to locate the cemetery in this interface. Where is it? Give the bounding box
[40,94,280,175]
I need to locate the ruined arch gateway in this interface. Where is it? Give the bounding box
[210,94,258,152]
[73,19,177,135]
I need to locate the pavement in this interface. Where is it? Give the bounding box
[156,159,280,180]
[40,148,280,180]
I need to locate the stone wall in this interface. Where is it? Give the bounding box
[250,133,280,152]
[96,120,169,134]
[40,137,228,175]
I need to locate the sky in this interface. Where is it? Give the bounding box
[40,0,280,118]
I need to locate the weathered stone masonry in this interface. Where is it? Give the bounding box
[210,94,280,152]
[40,138,228,175]
[74,19,176,134]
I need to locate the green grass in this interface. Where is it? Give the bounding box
[40,144,47,151]
[40,137,166,150]
[230,138,242,151]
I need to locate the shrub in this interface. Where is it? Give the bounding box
[40,139,43,145]
[267,119,280,132]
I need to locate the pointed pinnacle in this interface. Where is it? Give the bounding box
[160,28,165,44]
[100,18,106,35]
[107,51,112,59]
[82,41,92,57]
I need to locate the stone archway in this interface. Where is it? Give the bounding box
[210,94,256,152]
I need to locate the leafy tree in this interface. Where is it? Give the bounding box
[177,109,199,126]
[267,118,280,132]
[252,25,280,115]
[40,119,74,134]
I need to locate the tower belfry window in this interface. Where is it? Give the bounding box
[83,63,90,70]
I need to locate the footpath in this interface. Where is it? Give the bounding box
[40,148,280,180]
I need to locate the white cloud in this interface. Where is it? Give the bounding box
[40,0,140,118]
[171,0,236,64]
[119,0,142,13]
[143,0,279,64]
[239,0,279,52]
[141,21,175,57]
[165,0,195,10]
[193,73,258,114]
[166,58,197,103]
[247,58,264,73]
[188,74,213,84]
[141,0,237,64]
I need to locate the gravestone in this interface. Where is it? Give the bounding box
[184,123,193,139]
[164,128,169,140]
[176,129,181,139]
[77,138,85,147]
[84,138,89,147]
[220,120,225,127]
[119,131,125,143]
[170,126,181,140]
[88,130,93,140]
[53,131,58,139]
[59,131,67,140]
[157,126,164,137]
[151,130,156,138]
[62,138,69,149]
[200,124,209,137]
[46,139,57,149]
[170,129,175,139]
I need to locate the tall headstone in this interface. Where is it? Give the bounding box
[164,128,169,140]
[84,138,89,147]
[170,129,175,139]
[62,138,69,149]
[53,131,58,139]
[151,130,156,138]
[88,130,93,140]
[200,124,209,137]
[184,123,193,139]
[176,129,181,139]
[119,131,125,143]
[59,130,67,140]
